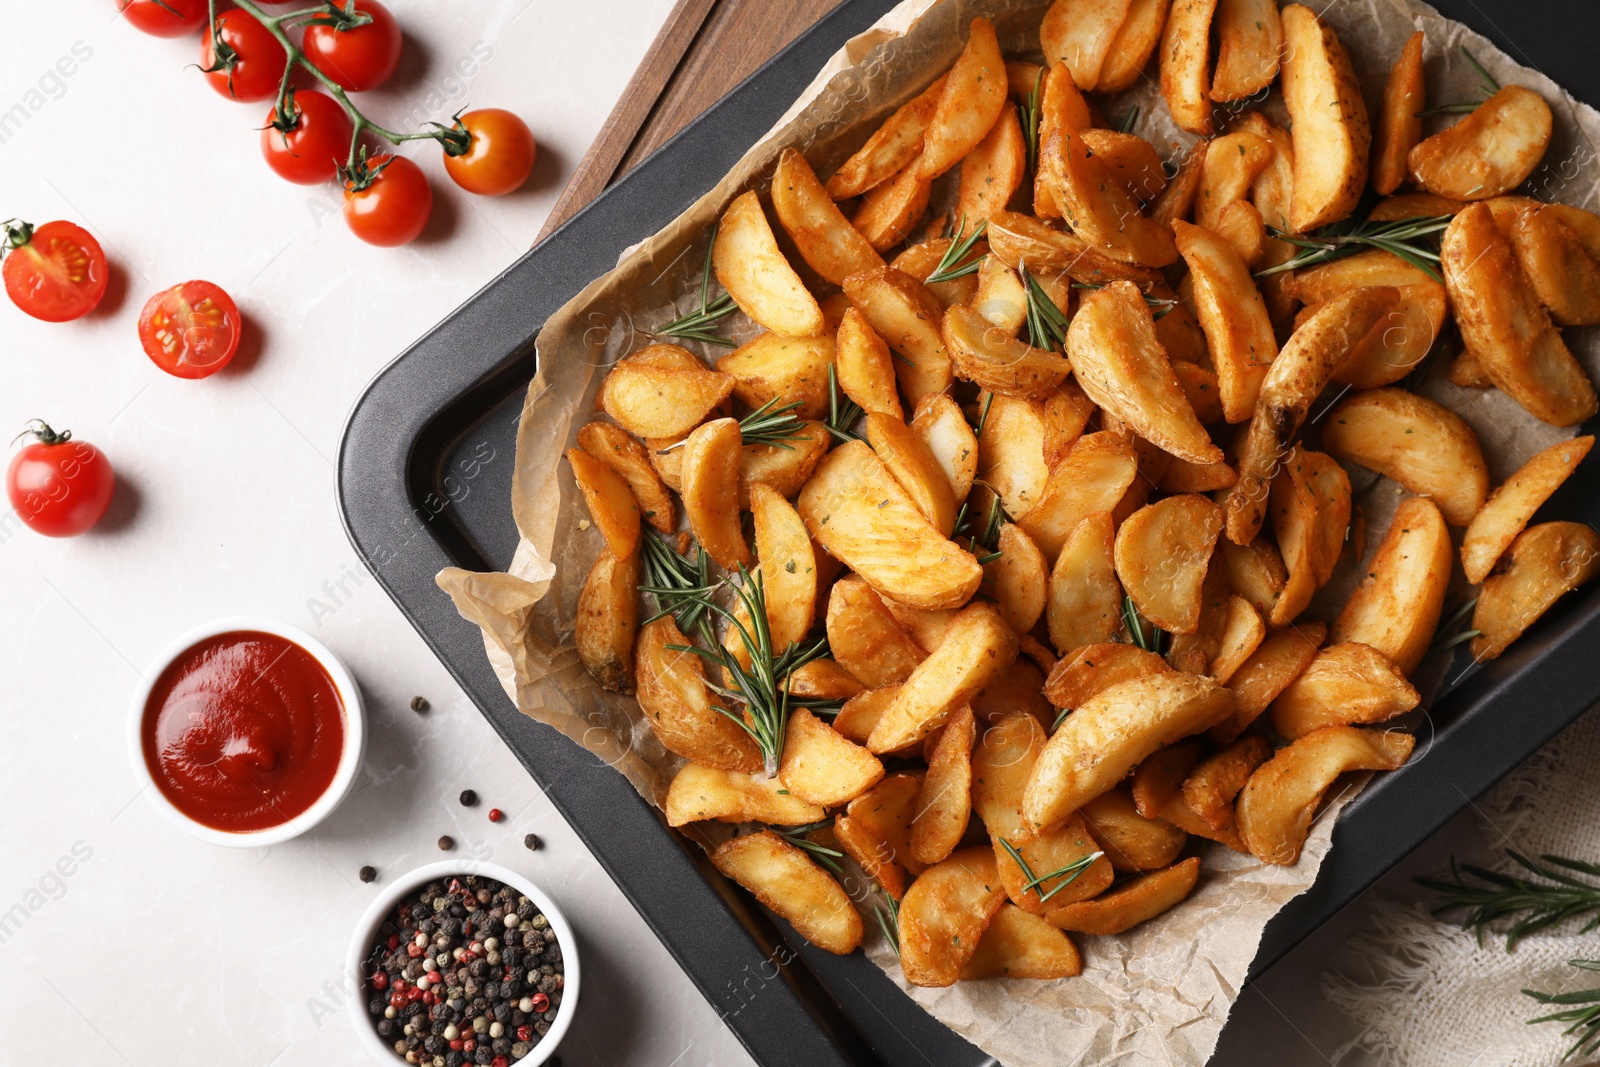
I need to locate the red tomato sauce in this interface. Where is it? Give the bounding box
[142,631,345,832]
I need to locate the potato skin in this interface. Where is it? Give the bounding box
[1320,389,1489,527]
[1281,4,1370,232]
[1408,86,1553,201]
[635,618,762,772]
[1331,497,1452,675]
[575,547,639,692]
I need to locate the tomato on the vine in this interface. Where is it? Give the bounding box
[202,9,288,103]
[443,110,537,197]
[260,90,354,185]
[117,0,207,37]
[138,281,242,379]
[7,423,115,538]
[343,155,432,247]
[2,220,108,323]
[302,0,402,93]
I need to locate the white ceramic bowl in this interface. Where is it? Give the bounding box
[346,860,580,1066]
[127,615,366,847]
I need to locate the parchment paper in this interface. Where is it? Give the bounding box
[436,1,1600,1062]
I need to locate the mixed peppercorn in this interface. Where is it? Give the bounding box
[363,875,565,1066]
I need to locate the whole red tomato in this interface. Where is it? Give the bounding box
[202,9,288,103]
[7,423,115,538]
[139,281,242,379]
[343,155,432,247]
[117,0,207,37]
[443,110,537,197]
[260,90,354,185]
[302,0,402,93]
[2,219,109,323]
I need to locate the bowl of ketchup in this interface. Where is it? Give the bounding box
[128,617,365,846]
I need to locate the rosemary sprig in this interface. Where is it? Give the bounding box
[1118,104,1140,134]
[1256,211,1452,283]
[1525,960,1600,1062]
[1020,263,1069,352]
[655,221,738,347]
[1021,69,1045,178]
[1073,281,1179,320]
[953,492,1007,564]
[778,820,846,877]
[998,838,1105,904]
[1052,706,1071,732]
[1428,597,1482,657]
[974,392,995,437]
[1419,850,1600,950]
[874,891,901,956]
[639,532,717,644]
[1122,595,1167,654]
[926,216,988,284]
[1417,47,1502,116]
[824,364,865,443]
[739,397,808,450]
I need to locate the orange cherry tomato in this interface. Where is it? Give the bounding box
[443,109,537,197]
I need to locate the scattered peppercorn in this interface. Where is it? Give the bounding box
[459,789,478,807]
[438,835,455,851]
[411,696,430,713]
[522,834,540,852]
[488,808,505,823]
[360,865,378,883]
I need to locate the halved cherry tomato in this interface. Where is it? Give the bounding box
[302,0,402,93]
[202,9,288,103]
[260,90,354,185]
[138,281,242,379]
[117,0,207,37]
[7,422,115,538]
[343,155,432,247]
[443,110,537,197]
[2,220,109,323]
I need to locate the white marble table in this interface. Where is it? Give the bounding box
[0,4,1470,1066]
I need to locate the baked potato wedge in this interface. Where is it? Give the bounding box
[717,332,835,421]
[565,446,642,560]
[909,705,976,865]
[825,75,947,200]
[666,762,824,826]
[867,602,1018,753]
[835,773,925,899]
[910,394,978,504]
[1371,31,1424,196]
[977,395,1051,519]
[1041,0,1134,90]
[1331,496,1452,675]
[960,904,1082,980]
[575,546,638,693]
[984,210,1164,287]
[1159,0,1219,134]
[1041,129,1178,267]
[1043,643,1172,711]
[1270,642,1420,740]
[599,344,736,439]
[842,267,953,409]
[1173,220,1278,424]
[712,831,862,954]
[1211,0,1283,101]
[577,422,676,534]
[1511,205,1600,327]
[714,191,826,338]
[680,418,750,569]
[852,159,933,252]
[739,420,832,504]
[1114,494,1225,634]
[1046,512,1125,655]
[1183,736,1271,833]
[1409,86,1553,201]
[916,17,1008,181]
[1213,621,1325,743]
[898,846,1007,987]
[1462,436,1594,584]
[866,412,959,537]
[1048,857,1201,935]
[1269,445,1351,626]
[956,105,1027,224]
[1018,432,1141,560]
[1471,522,1600,661]
[826,577,925,688]
[984,523,1048,636]
[772,147,885,285]
[750,482,818,650]
[1281,4,1370,232]
[778,707,885,807]
[835,307,902,419]
[1080,128,1168,205]
[942,303,1072,400]
[1079,786,1187,872]
[1321,388,1489,527]
[1096,0,1170,93]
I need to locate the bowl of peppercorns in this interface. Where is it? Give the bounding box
[347,861,578,1066]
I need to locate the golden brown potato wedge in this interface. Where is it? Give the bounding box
[778,707,885,807]
[599,344,736,439]
[1048,857,1201,935]
[1130,739,1205,819]
[1068,281,1221,464]
[868,602,1018,753]
[1269,445,1351,626]
[957,106,1027,224]
[1019,432,1141,560]
[1047,512,1125,655]
[1471,522,1600,661]
[1212,0,1283,101]
[1115,495,1225,634]
[575,547,638,692]
[750,482,818,651]
[1369,192,1467,222]
[1283,248,1435,305]
[1213,621,1325,742]
[910,394,978,504]
[835,307,902,419]
[1512,206,1600,327]
[1173,220,1278,424]
[836,773,925,898]
[882,599,957,654]
[1237,726,1414,864]
[576,422,676,534]
[714,191,826,338]
[637,618,762,771]
[1183,736,1271,833]
[917,16,1007,180]
[842,267,953,409]
[1043,382,1098,466]
[666,762,824,826]
[866,412,959,537]
[971,660,1056,732]
[1158,457,1237,494]
[1044,642,1172,712]
[895,238,984,311]
[1211,595,1266,683]
[1372,31,1424,196]
[898,846,1007,987]
[786,659,863,701]
[1151,140,1209,230]
[1023,674,1234,834]
[680,418,750,569]
[1281,4,1370,232]
[910,705,976,865]
[942,303,1072,400]
[1096,0,1170,92]
[1212,200,1266,267]
[1462,436,1594,584]
[980,523,1046,636]
[1409,86,1553,201]
[1321,389,1489,527]
[1080,128,1168,205]
[977,395,1050,518]
[565,446,642,561]
[1041,0,1134,90]
[1042,130,1178,268]
[984,210,1164,287]
[1163,559,1230,674]
[1442,203,1598,427]
[960,903,1083,980]
[1031,63,1091,219]
[1217,537,1288,620]
[1324,281,1448,389]
[1270,642,1420,740]
[852,159,933,252]
[799,441,982,610]
[972,711,1049,834]
[1159,0,1219,134]
[1221,286,1400,545]
[717,332,835,421]
[712,831,862,954]
[825,75,947,200]
[826,578,925,688]
[772,147,885,286]
[1196,131,1271,236]
[831,687,903,749]
[973,256,1029,335]
[739,420,832,504]
[1332,496,1451,675]
[1079,786,1187,871]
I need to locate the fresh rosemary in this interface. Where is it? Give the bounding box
[1020,263,1069,352]
[926,216,988,284]
[1525,959,1600,1062]
[974,391,995,437]
[1417,47,1502,117]
[1122,595,1167,654]
[639,532,717,644]
[738,397,808,450]
[1118,104,1140,134]
[1255,209,1452,283]
[824,364,865,443]
[655,221,738,347]
[1419,851,1600,950]
[1052,707,1071,732]
[1073,280,1179,320]
[778,819,846,877]
[1021,69,1045,178]
[997,838,1105,904]
[1428,597,1483,657]
[874,890,902,956]
[953,493,1007,565]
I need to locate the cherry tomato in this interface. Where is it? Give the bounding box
[117,0,207,37]
[302,0,402,93]
[260,90,354,185]
[138,281,242,379]
[202,9,288,103]
[7,423,115,538]
[443,110,537,197]
[343,155,432,247]
[2,220,109,323]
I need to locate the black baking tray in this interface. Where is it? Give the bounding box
[337,3,1600,1064]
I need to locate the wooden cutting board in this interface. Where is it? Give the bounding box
[537,0,847,242]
